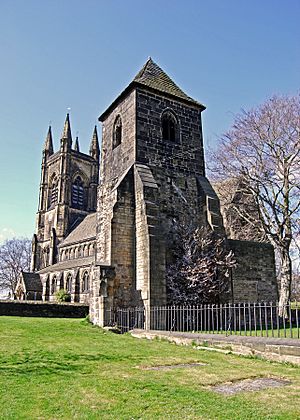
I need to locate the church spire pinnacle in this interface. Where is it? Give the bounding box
[74,136,80,152]
[43,126,54,156]
[61,113,72,150]
[89,125,100,161]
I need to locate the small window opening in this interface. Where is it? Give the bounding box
[113,115,122,149]
[82,271,89,292]
[51,276,56,294]
[162,111,177,141]
[66,274,72,293]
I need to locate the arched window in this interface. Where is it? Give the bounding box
[66,274,72,293]
[48,175,58,208]
[83,245,88,257]
[72,176,84,208]
[51,276,56,294]
[113,115,122,149]
[82,271,89,292]
[88,243,94,256]
[162,110,178,142]
[78,246,82,258]
[70,248,74,259]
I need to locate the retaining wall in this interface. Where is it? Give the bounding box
[131,329,300,365]
[0,300,89,318]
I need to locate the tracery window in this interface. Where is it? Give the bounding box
[113,115,122,149]
[72,176,84,208]
[162,110,178,142]
[82,271,89,292]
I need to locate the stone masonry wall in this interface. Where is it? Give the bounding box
[229,239,278,302]
[136,88,205,175]
[96,90,136,265]
[111,171,136,307]
[134,165,166,307]
[0,300,88,318]
[136,88,209,262]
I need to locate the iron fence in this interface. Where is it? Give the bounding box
[105,306,145,333]
[107,301,300,338]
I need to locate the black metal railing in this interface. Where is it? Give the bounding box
[105,307,145,333]
[106,301,300,338]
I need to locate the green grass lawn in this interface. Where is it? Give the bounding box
[0,317,299,419]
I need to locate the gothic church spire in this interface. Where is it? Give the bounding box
[61,113,72,150]
[74,136,80,152]
[43,126,54,156]
[89,125,100,161]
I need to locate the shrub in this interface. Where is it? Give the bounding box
[55,289,71,303]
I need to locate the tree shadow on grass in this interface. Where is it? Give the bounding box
[0,351,132,376]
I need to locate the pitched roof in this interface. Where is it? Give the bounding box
[38,256,94,274]
[99,58,205,121]
[133,58,202,106]
[59,213,97,247]
[21,272,43,292]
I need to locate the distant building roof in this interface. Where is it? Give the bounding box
[99,58,205,121]
[38,256,94,274]
[21,272,43,292]
[59,213,96,247]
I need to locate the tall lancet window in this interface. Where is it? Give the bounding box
[48,175,58,208]
[72,176,84,208]
[162,110,178,142]
[113,115,122,149]
[66,274,72,294]
[82,271,89,292]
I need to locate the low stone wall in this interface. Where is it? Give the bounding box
[131,329,300,365]
[0,300,89,318]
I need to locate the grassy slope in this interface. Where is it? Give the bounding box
[0,317,299,420]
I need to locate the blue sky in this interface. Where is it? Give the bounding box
[0,0,299,241]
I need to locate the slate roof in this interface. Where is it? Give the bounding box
[21,272,43,292]
[99,58,205,121]
[133,58,202,106]
[59,213,97,247]
[38,256,94,274]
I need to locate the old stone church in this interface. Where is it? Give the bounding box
[15,58,278,325]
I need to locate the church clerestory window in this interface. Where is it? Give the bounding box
[112,115,122,149]
[72,176,84,208]
[162,110,178,142]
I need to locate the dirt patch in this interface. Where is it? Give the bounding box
[212,377,291,395]
[140,362,207,371]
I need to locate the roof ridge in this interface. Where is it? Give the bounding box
[99,59,205,121]
[133,58,203,107]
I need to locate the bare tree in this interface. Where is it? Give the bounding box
[209,94,300,313]
[0,238,31,295]
[166,224,235,305]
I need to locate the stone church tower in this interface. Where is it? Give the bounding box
[18,58,277,316]
[31,115,99,272]
[90,59,225,325]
